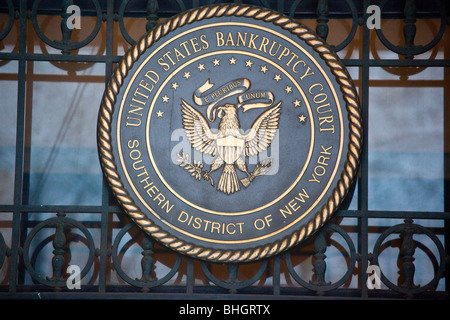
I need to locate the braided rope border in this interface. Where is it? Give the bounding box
[97,4,362,263]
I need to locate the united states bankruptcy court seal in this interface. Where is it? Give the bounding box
[97,5,362,263]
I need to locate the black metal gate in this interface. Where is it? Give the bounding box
[0,0,449,299]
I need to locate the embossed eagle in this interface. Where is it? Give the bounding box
[180,98,281,195]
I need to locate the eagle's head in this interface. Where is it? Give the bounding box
[217,104,240,132]
[216,104,237,119]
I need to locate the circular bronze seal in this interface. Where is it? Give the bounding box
[97,4,362,263]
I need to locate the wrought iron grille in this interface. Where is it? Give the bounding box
[0,0,449,300]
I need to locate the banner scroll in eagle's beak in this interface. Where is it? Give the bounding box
[193,78,274,121]
[236,90,274,112]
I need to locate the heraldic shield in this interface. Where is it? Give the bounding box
[216,136,245,165]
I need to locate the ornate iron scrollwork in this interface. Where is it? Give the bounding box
[371,219,446,296]
[30,0,103,54]
[200,260,268,293]
[375,0,447,57]
[111,224,182,288]
[0,0,15,42]
[22,213,96,288]
[285,223,357,293]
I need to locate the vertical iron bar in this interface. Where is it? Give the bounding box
[146,0,159,32]
[403,0,416,59]
[273,256,280,296]
[18,8,35,285]
[99,182,109,292]
[137,235,155,282]
[311,230,329,285]
[443,18,450,294]
[277,0,284,15]
[399,219,418,290]
[316,0,329,41]
[9,0,28,293]
[359,0,371,299]
[186,258,194,295]
[48,213,67,282]
[98,0,115,293]
[60,0,74,55]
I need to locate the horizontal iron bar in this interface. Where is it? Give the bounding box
[0,291,388,300]
[342,59,450,67]
[0,205,447,219]
[0,52,121,63]
[0,10,440,21]
[0,204,123,213]
[1,53,449,68]
[337,210,450,219]
[0,0,443,18]
[0,288,448,300]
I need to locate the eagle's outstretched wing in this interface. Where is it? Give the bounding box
[244,102,282,157]
[180,98,218,156]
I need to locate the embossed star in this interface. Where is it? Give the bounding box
[183,71,191,80]
[293,99,301,107]
[156,110,164,118]
[197,63,205,71]
[273,74,281,82]
[245,59,253,68]
[229,56,237,65]
[298,114,307,123]
[212,58,220,66]
[285,85,293,94]
[260,65,268,74]
[171,82,179,90]
[162,95,169,103]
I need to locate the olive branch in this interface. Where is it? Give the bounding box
[176,152,204,180]
[177,152,215,186]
